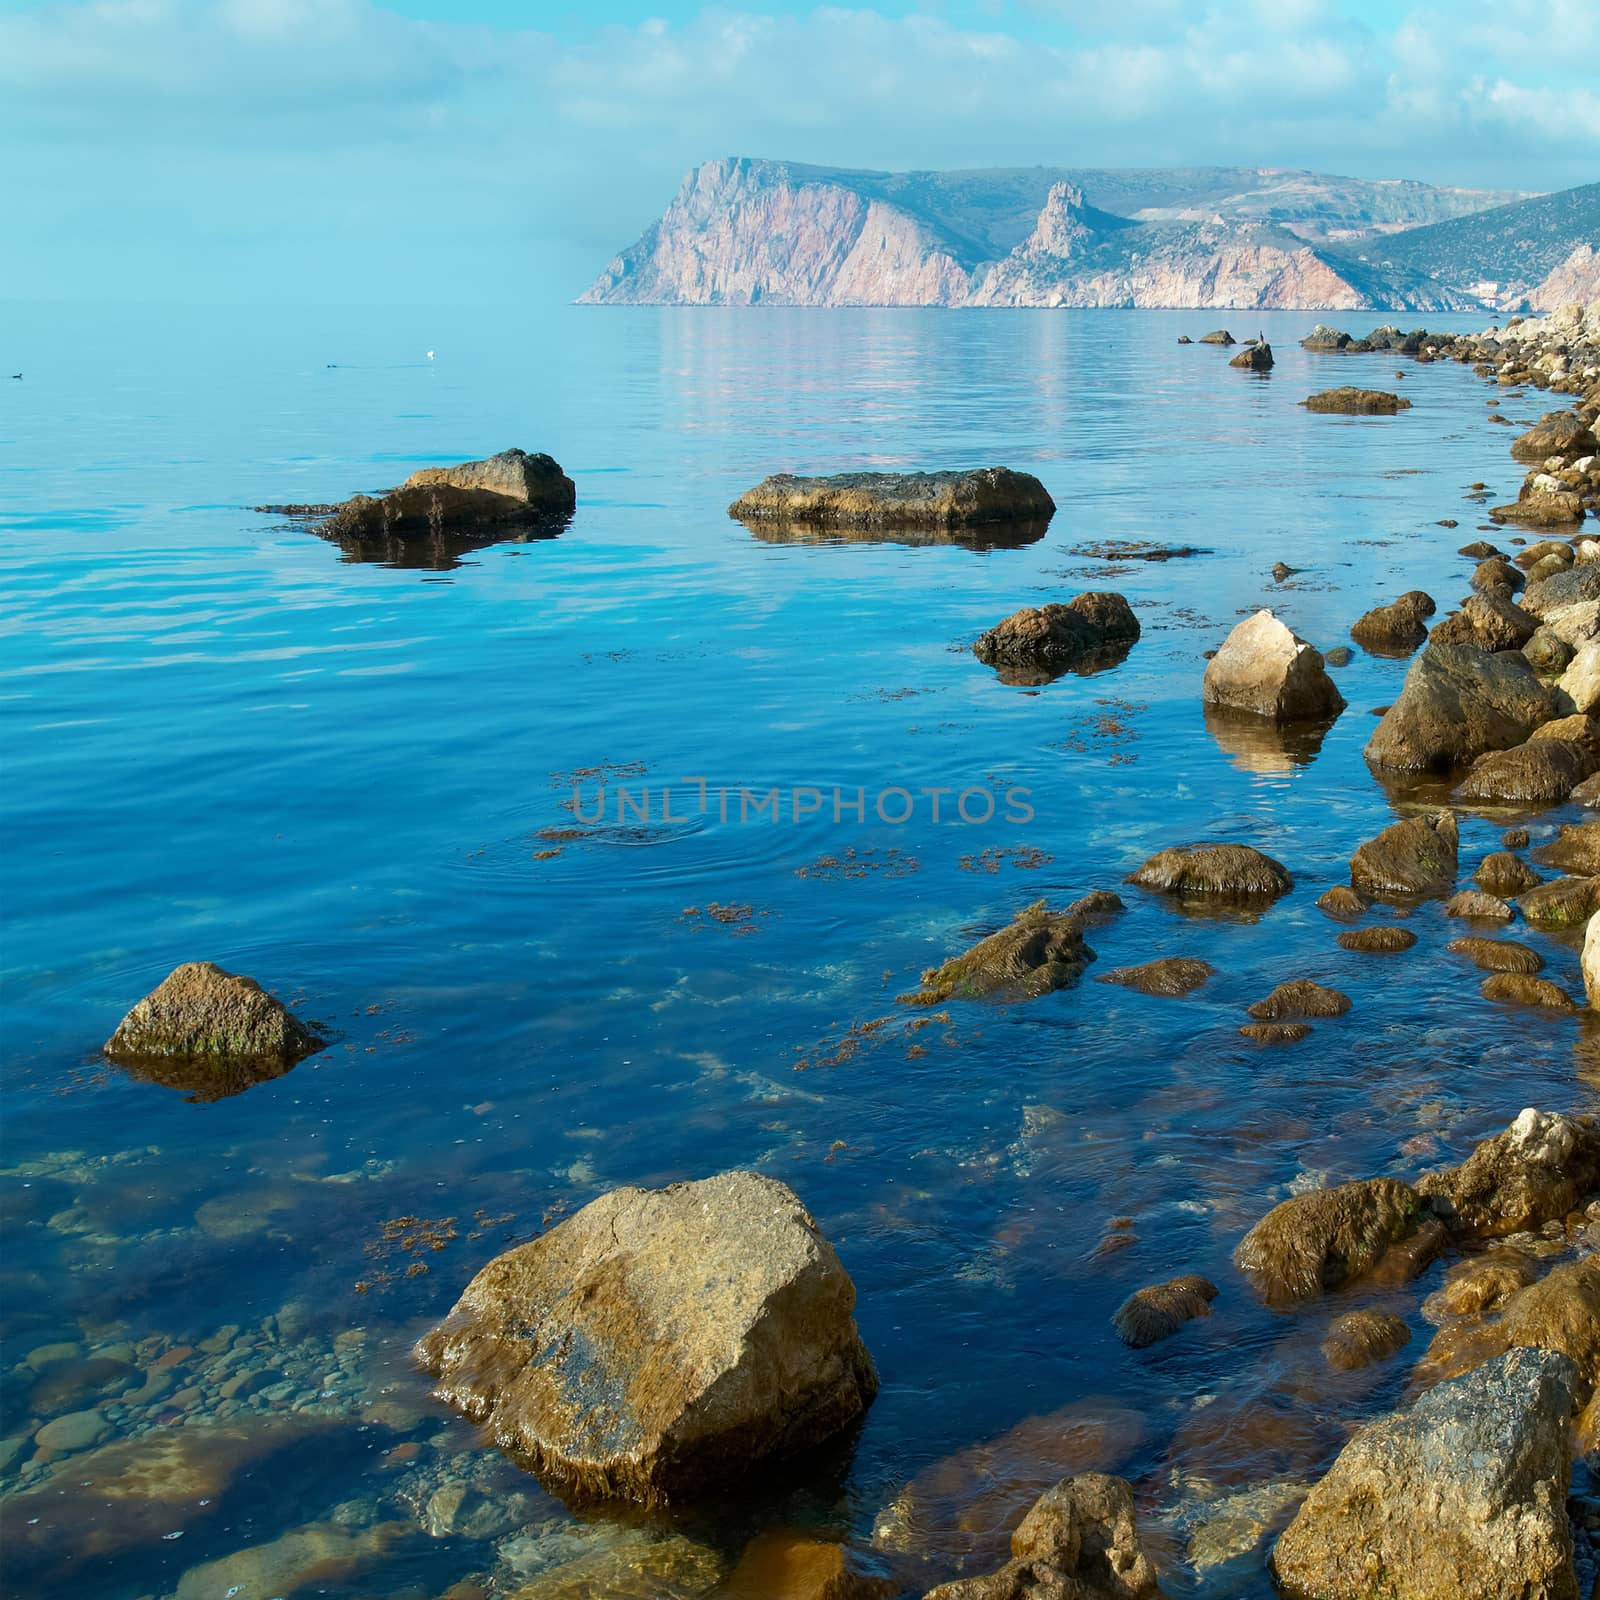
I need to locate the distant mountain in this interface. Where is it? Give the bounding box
[581,159,1547,311]
[1327,182,1600,307]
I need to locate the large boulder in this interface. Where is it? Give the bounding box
[1416,1108,1600,1237]
[1201,611,1344,723]
[1454,737,1596,807]
[1364,644,1556,772]
[414,1171,877,1506]
[974,594,1139,682]
[1524,565,1600,618]
[1300,388,1411,414]
[1270,1348,1580,1600]
[104,961,324,1078]
[921,1475,1164,1600]
[1126,844,1291,904]
[904,901,1094,1005]
[729,468,1055,530]
[1511,410,1599,462]
[1233,1178,1420,1306]
[1349,810,1458,899]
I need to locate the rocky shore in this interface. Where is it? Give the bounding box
[12,301,1600,1600]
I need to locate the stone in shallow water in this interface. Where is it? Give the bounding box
[1112,1276,1218,1348]
[1443,889,1513,921]
[1532,822,1600,875]
[1350,591,1435,655]
[904,901,1094,1004]
[1234,1179,1420,1306]
[1321,1309,1411,1372]
[1201,610,1344,723]
[1239,1022,1312,1044]
[1300,387,1411,414]
[1475,851,1539,897]
[1336,925,1417,953]
[1126,844,1291,903]
[1315,884,1368,921]
[728,468,1055,530]
[1270,1348,1579,1600]
[1455,737,1595,807]
[172,1519,407,1600]
[415,1171,876,1507]
[972,592,1139,683]
[722,1532,893,1600]
[1349,810,1457,899]
[32,1409,110,1453]
[1520,876,1600,928]
[1480,973,1575,1010]
[1445,937,1543,974]
[1097,958,1214,997]
[1246,980,1350,1021]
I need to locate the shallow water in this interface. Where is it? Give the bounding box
[1,302,1595,1598]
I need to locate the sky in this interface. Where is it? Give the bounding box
[2,0,1597,306]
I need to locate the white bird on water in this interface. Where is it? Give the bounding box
[426,350,435,361]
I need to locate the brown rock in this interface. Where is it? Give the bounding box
[1416,1109,1600,1237]
[1126,844,1291,903]
[1455,737,1595,807]
[1337,926,1418,953]
[1300,388,1411,414]
[1443,889,1514,920]
[1201,610,1344,722]
[1350,591,1435,656]
[1246,980,1351,1020]
[1428,593,1538,652]
[1532,822,1600,874]
[1475,851,1540,897]
[1445,937,1544,974]
[974,593,1139,682]
[1434,1250,1538,1317]
[1349,810,1458,899]
[1321,1310,1411,1372]
[1229,342,1274,371]
[414,1171,877,1506]
[724,1533,894,1600]
[905,901,1095,1004]
[1471,556,1525,597]
[731,468,1055,530]
[1112,1277,1218,1348]
[1234,1178,1420,1306]
[921,1474,1164,1600]
[1520,876,1600,928]
[1481,974,1576,1009]
[1096,959,1214,998]
[1315,885,1368,921]
[1511,411,1600,463]
[1239,1022,1313,1044]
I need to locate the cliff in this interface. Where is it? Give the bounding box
[581,161,1587,313]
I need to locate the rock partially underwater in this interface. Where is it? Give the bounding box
[905,900,1096,1004]
[415,1170,876,1506]
[1201,610,1344,724]
[729,468,1055,530]
[973,593,1140,683]
[103,961,325,1099]
[259,449,576,567]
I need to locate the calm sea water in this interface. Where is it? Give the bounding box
[1,302,1593,1598]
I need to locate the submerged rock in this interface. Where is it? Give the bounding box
[973,593,1139,682]
[1446,937,1544,974]
[1315,885,1368,921]
[724,1533,892,1600]
[104,961,324,1084]
[1443,889,1513,921]
[1337,926,1418,953]
[729,468,1055,530]
[906,901,1095,1004]
[1300,388,1411,414]
[1349,810,1458,899]
[1481,974,1576,1009]
[1245,980,1350,1020]
[1270,1348,1579,1600]
[1126,844,1291,904]
[1097,958,1214,998]
[1112,1277,1218,1348]
[1416,1109,1600,1238]
[1365,644,1555,772]
[921,1474,1164,1600]
[1321,1310,1412,1373]
[414,1171,877,1506]
[1201,610,1344,723]
[1234,1178,1419,1306]
[1239,1022,1312,1044]
[1350,591,1434,656]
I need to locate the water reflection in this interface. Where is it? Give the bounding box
[739,517,1049,553]
[1203,706,1336,773]
[108,1053,296,1103]
[316,516,570,571]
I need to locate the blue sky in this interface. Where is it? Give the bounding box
[3,0,1596,305]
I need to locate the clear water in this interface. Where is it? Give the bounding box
[1,303,1593,1598]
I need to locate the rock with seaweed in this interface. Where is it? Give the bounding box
[902,901,1095,1005]
[1126,844,1291,905]
[1349,810,1458,899]
[730,468,1055,530]
[973,593,1140,682]
[1112,1277,1218,1348]
[1097,959,1214,998]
